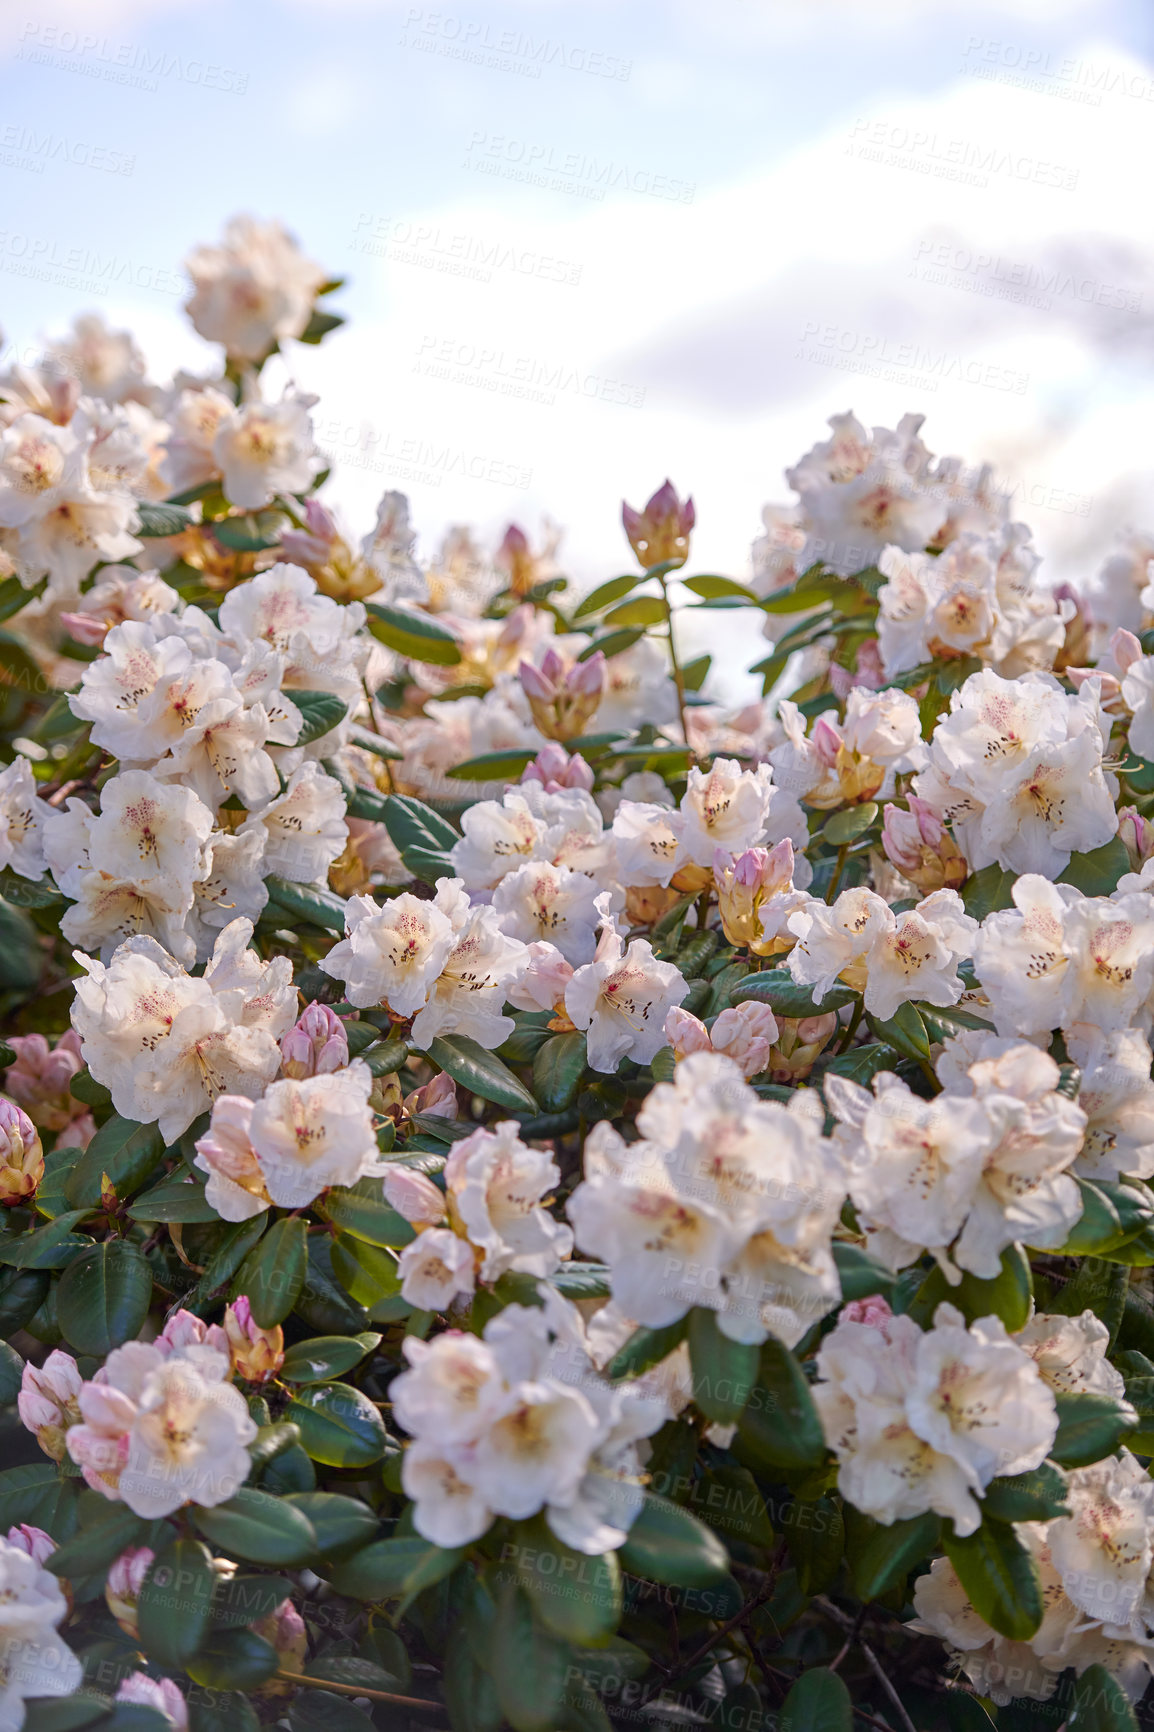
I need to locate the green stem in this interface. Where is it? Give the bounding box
[836,997,864,1054]
[656,572,693,757]
[825,843,849,904]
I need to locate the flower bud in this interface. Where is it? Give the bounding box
[281,1002,350,1080]
[105,1545,154,1636]
[519,648,605,741]
[7,1524,56,1568]
[624,885,683,927]
[18,1350,84,1461]
[622,480,695,570]
[370,1071,404,1119]
[382,1167,447,1227]
[880,798,967,894]
[4,1030,83,1132]
[1052,581,1093,671]
[841,1294,894,1330]
[0,1097,43,1205]
[403,1070,458,1122]
[766,1012,839,1082]
[223,1297,284,1382]
[521,742,594,794]
[711,1003,779,1079]
[1118,807,1154,873]
[252,1598,308,1696]
[714,842,796,954]
[116,1675,188,1730]
[664,1007,713,1062]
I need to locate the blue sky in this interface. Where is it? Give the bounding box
[2,0,1153,681]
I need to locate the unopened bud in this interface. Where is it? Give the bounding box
[281,1002,350,1080]
[622,480,695,570]
[0,1097,43,1205]
[105,1545,154,1637]
[223,1296,284,1382]
[881,797,967,893]
[18,1350,84,1462]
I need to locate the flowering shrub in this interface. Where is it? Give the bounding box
[3,217,1154,1732]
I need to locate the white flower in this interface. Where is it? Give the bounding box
[410,882,524,1051]
[1047,1451,1154,1630]
[611,801,687,888]
[322,888,457,1014]
[159,385,235,494]
[185,215,327,362]
[1015,1309,1126,1399]
[116,1350,258,1519]
[240,762,348,884]
[1065,1024,1154,1181]
[0,413,76,525]
[69,619,191,761]
[841,685,927,769]
[390,1331,504,1447]
[444,1121,573,1281]
[470,1382,602,1521]
[193,1095,271,1221]
[0,754,48,879]
[565,915,688,1073]
[862,890,977,1022]
[678,758,775,866]
[492,859,601,964]
[187,830,270,962]
[0,1536,83,1729]
[787,887,891,1003]
[248,1059,378,1208]
[397,1229,476,1312]
[213,394,319,510]
[86,768,213,907]
[449,791,551,891]
[787,411,942,576]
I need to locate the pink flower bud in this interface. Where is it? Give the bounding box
[520,651,603,741]
[106,1545,155,1635]
[522,743,594,794]
[252,1597,309,1695]
[1119,806,1154,872]
[714,841,797,954]
[622,480,695,570]
[6,1524,56,1567]
[841,1296,895,1331]
[281,1002,349,1080]
[116,1675,189,1730]
[0,1096,43,1205]
[1111,627,1144,675]
[18,1350,83,1462]
[881,798,966,893]
[567,651,605,698]
[157,1309,228,1359]
[60,610,114,647]
[810,716,844,768]
[711,1002,779,1078]
[223,1296,284,1382]
[403,1071,458,1120]
[664,1007,712,1061]
[382,1168,447,1227]
[518,658,554,702]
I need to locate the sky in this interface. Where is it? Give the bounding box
[1,0,1153,681]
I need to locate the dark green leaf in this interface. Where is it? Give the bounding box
[1058,837,1133,896]
[730,970,858,1017]
[1049,1257,1128,1346]
[135,500,192,537]
[0,1211,95,1268]
[572,573,646,619]
[831,1241,894,1305]
[138,1538,216,1670]
[779,1668,852,1731]
[492,1584,567,1732]
[247,1421,301,1472]
[65,1116,165,1209]
[961,863,1017,920]
[283,1491,380,1556]
[617,1490,730,1588]
[263,874,347,932]
[531,1032,587,1113]
[320,1178,415,1247]
[821,802,878,846]
[910,1244,1033,1333]
[291,690,348,746]
[280,1332,382,1383]
[577,627,643,661]
[606,1318,688,1381]
[209,1574,294,1632]
[1051,1391,1138,1468]
[0,1464,77,1540]
[193,1488,317,1565]
[0,1266,50,1336]
[56,1241,151,1356]
[0,1339,22,1402]
[48,1504,149,1579]
[735,1337,826,1473]
[866,1000,931,1064]
[366,603,462,665]
[234,1215,307,1327]
[548,1263,611,1301]
[289,1691,374,1732]
[212,511,286,552]
[1067,1662,1139,1730]
[129,1176,219,1223]
[185,1628,279,1691]
[944,1517,1043,1641]
[326,1534,464,1603]
[687,1308,758,1424]
[447,749,536,782]
[286,1381,388,1466]
[845,1508,942,1600]
[426,1034,537,1113]
[782,1494,843,1594]
[982,1462,1070,1524]
[329,1234,403,1308]
[513,1515,621,1644]
[380,794,459,882]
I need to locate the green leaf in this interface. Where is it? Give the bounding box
[606,1318,688,1381]
[212,510,287,552]
[283,1491,380,1557]
[291,690,348,746]
[65,1116,165,1209]
[0,1210,95,1269]
[0,1339,22,1402]
[380,793,459,882]
[1061,1179,1154,1256]
[193,1487,317,1565]
[683,574,760,602]
[1067,1662,1140,1730]
[330,1234,403,1308]
[1051,1390,1138,1468]
[617,1490,730,1588]
[288,1691,374,1732]
[687,1308,758,1424]
[492,1584,567,1732]
[182,1216,268,1314]
[910,1244,1033,1333]
[779,1668,852,1732]
[548,1262,611,1301]
[48,1504,149,1579]
[1049,1256,1128,1344]
[366,603,462,665]
[234,1215,307,1327]
[137,1538,216,1670]
[577,627,644,661]
[0,868,64,909]
[129,1176,220,1223]
[782,1494,843,1594]
[603,594,667,628]
[1058,836,1132,895]
[185,1628,279,1691]
[961,862,1017,920]
[735,1337,827,1473]
[286,1381,389,1466]
[944,1517,1043,1641]
[731,969,858,1017]
[572,573,646,619]
[0,1463,77,1540]
[831,1242,895,1305]
[866,999,931,1064]
[447,749,537,782]
[513,1514,621,1644]
[280,1331,382,1383]
[69,1071,112,1108]
[320,1178,416,1248]
[326,1534,464,1604]
[426,1034,538,1113]
[982,1462,1070,1524]
[263,874,347,932]
[531,1032,587,1113]
[56,1241,151,1356]
[209,1573,293,1630]
[248,1421,301,1473]
[821,802,878,846]
[21,1700,116,1731]
[845,1507,942,1600]
[135,500,192,537]
[0,1266,50,1336]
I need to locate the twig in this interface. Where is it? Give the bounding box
[813,1599,917,1732]
[635,1575,778,1709]
[274,1670,445,1713]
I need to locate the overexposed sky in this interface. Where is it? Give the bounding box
[2,0,1153,663]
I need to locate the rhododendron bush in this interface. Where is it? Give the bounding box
[5,221,1154,1732]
